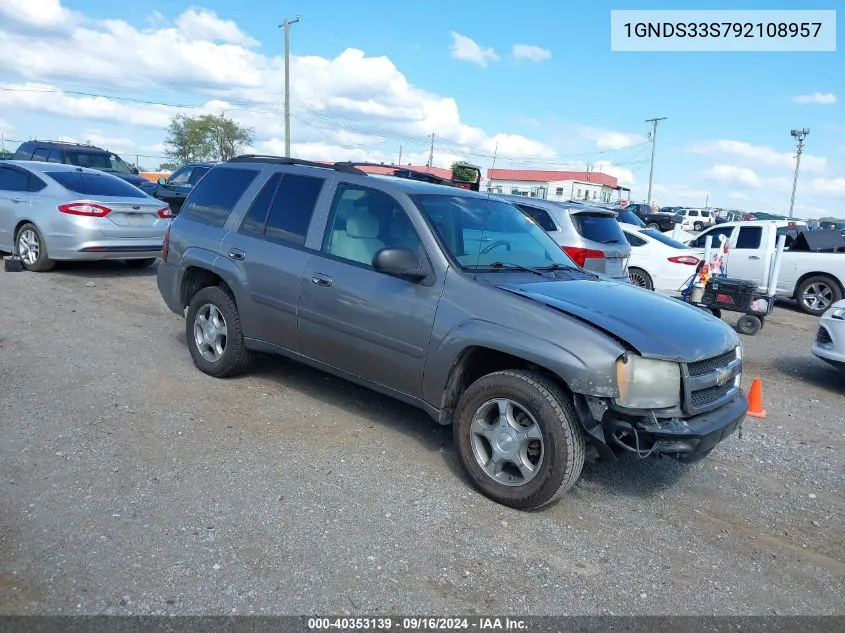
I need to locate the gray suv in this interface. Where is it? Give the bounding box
[157,156,747,510]
[495,195,631,282]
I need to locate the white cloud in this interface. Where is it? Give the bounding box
[688,139,826,173]
[512,44,551,62]
[703,164,762,187]
[0,118,14,135]
[809,177,845,197]
[174,7,259,48]
[0,0,80,34]
[793,92,837,105]
[728,192,749,200]
[449,32,499,67]
[593,160,635,186]
[576,126,647,150]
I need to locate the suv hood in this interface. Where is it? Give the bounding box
[491,277,738,362]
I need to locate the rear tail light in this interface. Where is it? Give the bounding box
[562,246,605,268]
[157,206,173,219]
[162,224,171,262]
[58,202,111,217]
[668,255,700,265]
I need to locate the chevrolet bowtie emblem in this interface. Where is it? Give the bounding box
[715,367,734,386]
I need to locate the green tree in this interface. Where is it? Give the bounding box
[158,161,180,171]
[451,161,477,183]
[164,113,254,164]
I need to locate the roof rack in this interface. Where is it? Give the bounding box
[28,139,106,150]
[227,155,367,175]
[332,162,459,187]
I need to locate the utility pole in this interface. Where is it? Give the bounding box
[426,133,435,170]
[645,116,666,206]
[397,145,402,165]
[279,16,300,158]
[788,128,809,219]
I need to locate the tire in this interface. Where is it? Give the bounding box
[796,275,842,316]
[453,369,585,511]
[185,285,254,378]
[647,222,660,230]
[736,314,762,336]
[125,258,156,268]
[628,267,653,290]
[693,221,704,231]
[15,223,55,272]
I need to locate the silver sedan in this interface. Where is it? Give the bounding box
[0,160,171,271]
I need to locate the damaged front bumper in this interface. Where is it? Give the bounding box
[576,391,748,462]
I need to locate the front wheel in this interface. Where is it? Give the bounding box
[693,221,704,231]
[736,314,762,336]
[647,222,660,230]
[185,285,254,378]
[453,369,585,510]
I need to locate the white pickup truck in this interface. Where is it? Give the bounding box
[683,220,845,316]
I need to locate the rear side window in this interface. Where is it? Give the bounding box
[570,213,626,244]
[239,173,282,237]
[516,204,557,232]
[624,232,647,247]
[31,148,50,161]
[47,150,63,163]
[641,229,688,249]
[263,174,325,246]
[45,171,147,198]
[13,146,33,160]
[736,226,762,249]
[181,167,259,228]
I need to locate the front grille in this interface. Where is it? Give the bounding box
[683,347,741,414]
[688,349,738,377]
[690,383,735,408]
[816,326,832,346]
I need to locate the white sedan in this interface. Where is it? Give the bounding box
[811,299,845,373]
[621,225,701,293]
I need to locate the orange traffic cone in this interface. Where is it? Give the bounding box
[746,376,766,419]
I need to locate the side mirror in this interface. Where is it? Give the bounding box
[131,167,140,175]
[373,247,427,281]
[157,177,167,186]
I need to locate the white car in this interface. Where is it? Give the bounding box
[812,299,845,372]
[677,208,716,231]
[620,225,701,293]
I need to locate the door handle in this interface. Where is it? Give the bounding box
[11,197,25,203]
[228,249,246,261]
[311,273,333,287]
[749,255,761,260]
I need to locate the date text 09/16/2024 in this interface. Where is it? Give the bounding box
[306,617,527,631]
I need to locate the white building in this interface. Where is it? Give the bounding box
[486,169,630,203]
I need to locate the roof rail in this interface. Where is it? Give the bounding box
[333,162,458,187]
[28,139,105,150]
[227,155,367,175]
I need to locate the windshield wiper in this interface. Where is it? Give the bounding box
[485,261,549,277]
[539,263,578,272]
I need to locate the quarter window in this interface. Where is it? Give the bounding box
[180,167,259,228]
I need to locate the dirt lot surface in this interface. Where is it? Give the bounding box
[1,261,843,616]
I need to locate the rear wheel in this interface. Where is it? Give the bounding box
[125,258,156,268]
[628,267,653,290]
[796,275,842,316]
[185,285,254,378]
[693,221,704,231]
[647,222,660,230]
[453,369,585,510]
[15,223,54,272]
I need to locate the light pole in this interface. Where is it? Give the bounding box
[788,128,809,219]
[279,16,300,158]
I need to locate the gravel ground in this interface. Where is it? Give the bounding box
[0,261,843,616]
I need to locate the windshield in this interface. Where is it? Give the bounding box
[65,151,132,173]
[46,171,147,198]
[410,194,576,269]
[614,209,646,227]
[641,229,690,249]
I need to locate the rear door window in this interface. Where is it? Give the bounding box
[570,212,626,244]
[180,167,260,228]
[736,226,763,249]
[0,167,29,191]
[45,171,147,198]
[47,150,63,163]
[263,174,325,246]
[31,148,50,162]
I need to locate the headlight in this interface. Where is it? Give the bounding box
[830,308,845,321]
[615,355,681,409]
